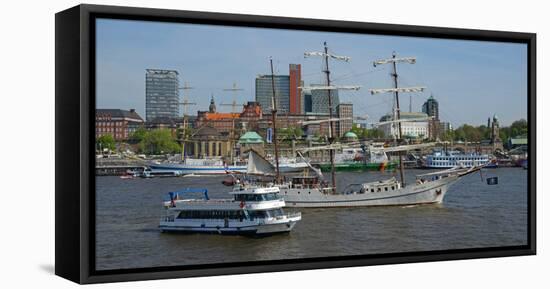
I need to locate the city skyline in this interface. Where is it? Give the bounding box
[96,18,528,127]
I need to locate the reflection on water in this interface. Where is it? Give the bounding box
[96,168,528,270]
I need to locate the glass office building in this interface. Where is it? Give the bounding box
[311,84,339,115]
[255,75,290,114]
[145,69,180,122]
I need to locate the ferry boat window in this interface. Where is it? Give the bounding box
[177,210,243,220]
[385,187,388,191]
[247,210,268,220]
[234,193,279,202]
[371,189,374,192]
[391,186,395,190]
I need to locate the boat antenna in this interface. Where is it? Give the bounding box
[269,57,281,182]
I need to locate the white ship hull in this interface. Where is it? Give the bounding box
[279,175,458,208]
[150,162,307,175]
[149,163,246,175]
[159,214,300,235]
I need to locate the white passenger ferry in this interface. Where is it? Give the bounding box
[159,187,301,235]
[425,151,490,168]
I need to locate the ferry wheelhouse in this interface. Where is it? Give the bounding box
[159,187,301,235]
[425,151,490,168]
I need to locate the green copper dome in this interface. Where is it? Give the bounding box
[344,131,358,139]
[238,131,264,144]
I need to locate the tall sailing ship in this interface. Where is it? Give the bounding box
[237,47,484,208]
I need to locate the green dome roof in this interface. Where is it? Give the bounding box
[344,131,358,139]
[238,131,264,144]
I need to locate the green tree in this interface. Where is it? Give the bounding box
[509,119,528,137]
[138,129,181,155]
[350,125,365,139]
[366,128,385,139]
[453,127,466,141]
[451,118,527,142]
[440,129,454,142]
[129,127,147,143]
[96,134,116,151]
[279,126,304,140]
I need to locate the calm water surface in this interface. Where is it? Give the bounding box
[96,168,528,270]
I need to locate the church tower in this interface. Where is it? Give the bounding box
[209,95,216,113]
[491,114,502,151]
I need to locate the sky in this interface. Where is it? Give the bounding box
[96,18,528,127]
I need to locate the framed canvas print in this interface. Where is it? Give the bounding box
[55,4,536,284]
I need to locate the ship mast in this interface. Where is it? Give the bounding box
[302,42,360,192]
[222,82,244,163]
[370,52,426,187]
[269,57,281,182]
[323,43,337,191]
[177,82,197,162]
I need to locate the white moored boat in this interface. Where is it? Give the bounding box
[159,187,301,235]
[149,157,308,175]
[149,158,246,175]
[425,151,490,168]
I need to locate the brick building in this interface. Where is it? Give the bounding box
[95,109,144,141]
[195,98,263,135]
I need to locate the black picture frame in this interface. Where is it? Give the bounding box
[55,4,536,284]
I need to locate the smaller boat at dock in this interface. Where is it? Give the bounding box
[318,148,397,172]
[424,150,491,168]
[159,187,302,235]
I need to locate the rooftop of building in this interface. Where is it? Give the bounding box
[96,109,144,122]
[201,112,241,120]
[239,131,264,144]
[344,131,358,139]
[379,111,429,122]
[509,137,527,145]
[256,74,290,79]
[145,68,179,75]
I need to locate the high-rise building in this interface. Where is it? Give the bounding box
[145,69,180,122]
[303,89,313,113]
[255,75,290,114]
[422,94,439,120]
[422,94,440,139]
[337,103,353,138]
[311,85,339,115]
[289,64,302,114]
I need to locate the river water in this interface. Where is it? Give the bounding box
[96,168,528,270]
